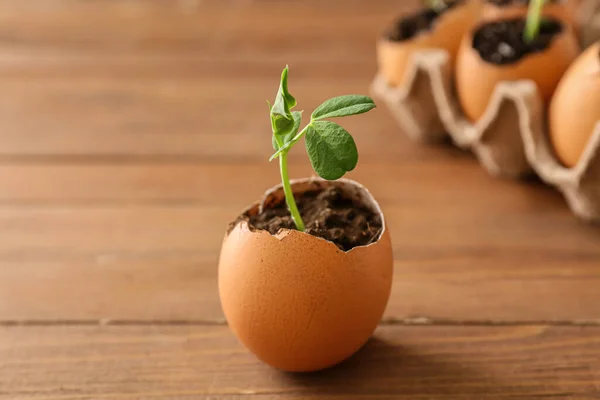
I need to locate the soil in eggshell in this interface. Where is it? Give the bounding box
[384,0,463,42]
[231,186,383,251]
[473,18,564,65]
[486,0,560,7]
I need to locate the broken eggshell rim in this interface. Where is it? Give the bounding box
[464,15,576,67]
[379,0,467,43]
[484,0,561,8]
[482,0,576,17]
[225,177,388,254]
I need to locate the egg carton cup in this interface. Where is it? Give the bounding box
[371,50,540,178]
[371,50,600,222]
[524,119,600,222]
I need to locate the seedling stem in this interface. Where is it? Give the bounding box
[427,0,447,12]
[276,140,305,231]
[524,0,546,43]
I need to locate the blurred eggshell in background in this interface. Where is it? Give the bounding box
[456,20,580,122]
[549,41,600,167]
[377,0,481,87]
[218,179,393,373]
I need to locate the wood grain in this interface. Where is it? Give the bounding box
[0,75,416,160]
[0,164,598,322]
[1,0,599,398]
[0,0,407,54]
[0,158,563,204]
[2,255,599,324]
[1,325,599,399]
[1,161,599,323]
[0,0,414,159]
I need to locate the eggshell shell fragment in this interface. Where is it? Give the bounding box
[456,21,580,122]
[218,178,393,373]
[377,0,481,87]
[549,42,600,167]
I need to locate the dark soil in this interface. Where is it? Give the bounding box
[486,0,559,6]
[384,1,462,42]
[235,186,383,252]
[473,17,563,65]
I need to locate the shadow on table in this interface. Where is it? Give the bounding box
[280,335,498,398]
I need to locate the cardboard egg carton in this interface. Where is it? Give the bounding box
[371,48,600,222]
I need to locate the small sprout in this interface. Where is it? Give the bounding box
[269,66,376,232]
[426,0,448,13]
[524,0,546,43]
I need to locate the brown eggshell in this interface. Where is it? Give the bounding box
[481,0,579,32]
[377,0,481,87]
[456,20,580,122]
[549,42,600,167]
[218,178,393,373]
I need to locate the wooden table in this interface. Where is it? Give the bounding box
[1,1,599,398]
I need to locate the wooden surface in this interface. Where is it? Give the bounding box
[0,0,599,398]
[2,325,600,399]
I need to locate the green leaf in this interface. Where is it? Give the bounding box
[305,121,358,180]
[283,111,303,144]
[270,116,306,158]
[272,111,302,151]
[271,66,296,120]
[271,113,295,139]
[270,66,299,143]
[311,95,376,121]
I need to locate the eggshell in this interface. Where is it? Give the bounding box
[456,20,580,122]
[482,0,579,32]
[218,178,393,373]
[377,0,481,87]
[549,42,600,167]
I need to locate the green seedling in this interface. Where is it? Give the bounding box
[426,0,448,13]
[268,66,376,232]
[524,0,547,43]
